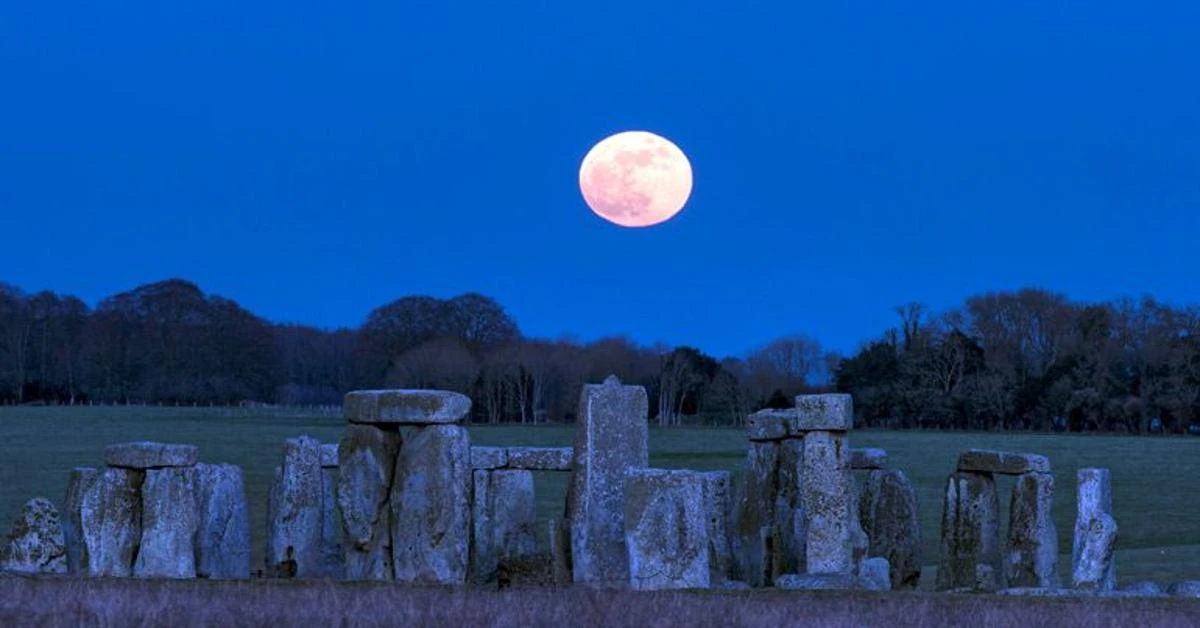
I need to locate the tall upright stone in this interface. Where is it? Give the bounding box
[268,436,323,578]
[318,444,343,578]
[337,423,401,581]
[471,469,538,583]
[624,469,710,590]
[801,429,851,574]
[937,471,1001,590]
[80,467,144,577]
[565,375,649,587]
[773,438,807,580]
[64,467,99,574]
[859,469,921,589]
[1006,471,1059,588]
[134,466,199,578]
[699,470,733,585]
[391,424,471,584]
[1074,468,1117,591]
[194,463,250,579]
[732,440,781,586]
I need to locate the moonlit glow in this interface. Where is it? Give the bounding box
[578,131,693,228]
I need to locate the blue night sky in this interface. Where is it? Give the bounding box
[2,1,1197,358]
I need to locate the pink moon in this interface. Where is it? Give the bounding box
[578,131,693,228]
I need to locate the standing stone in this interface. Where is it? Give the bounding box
[771,438,806,581]
[134,467,199,578]
[802,430,851,574]
[268,436,323,578]
[549,518,571,586]
[937,471,1001,590]
[624,469,710,590]
[699,471,733,584]
[471,470,537,583]
[194,463,250,579]
[80,467,143,577]
[859,469,921,590]
[64,467,99,574]
[1006,472,1059,588]
[1074,468,1116,591]
[320,465,343,578]
[1,498,67,574]
[391,424,470,585]
[847,479,869,566]
[1074,513,1118,591]
[565,375,649,587]
[732,441,779,587]
[338,424,402,581]
[265,466,281,573]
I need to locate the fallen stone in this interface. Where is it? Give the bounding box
[937,471,1001,591]
[956,449,1050,475]
[858,557,892,592]
[850,448,887,470]
[391,424,470,585]
[104,442,199,469]
[1073,513,1118,591]
[505,447,573,471]
[859,469,921,590]
[345,389,471,425]
[793,393,854,432]
[801,430,851,574]
[698,471,733,585]
[471,469,537,584]
[337,423,402,581]
[774,572,881,591]
[63,467,99,574]
[565,375,649,587]
[267,436,323,578]
[0,498,67,574]
[1169,581,1200,598]
[134,467,199,578]
[1006,472,1059,588]
[624,469,710,590]
[1073,468,1115,592]
[194,463,250,579]
[319,443,339,468]
[80,467,143,577]
[470,446,508,470]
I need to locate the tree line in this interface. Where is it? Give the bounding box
[2,279,1196,433]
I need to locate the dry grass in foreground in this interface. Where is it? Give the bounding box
[3,575,1200,628]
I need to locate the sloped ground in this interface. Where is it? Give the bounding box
[3,574,1199,628]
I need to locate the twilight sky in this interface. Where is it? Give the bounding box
[1,1,1197,358]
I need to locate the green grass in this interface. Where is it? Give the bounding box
[2,406,1198,587]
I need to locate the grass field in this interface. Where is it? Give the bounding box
[2,406,1199,587]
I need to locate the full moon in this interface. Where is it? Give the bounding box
[578,131,693,228]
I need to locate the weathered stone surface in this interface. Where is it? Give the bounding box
[471,470,537,583]
[319,443,339,468]
[320,466,343,578]
[104,441,199,469]
[859,469,921,590]
[1073,468,1115,592]
[64,467,99,574]
[802,430,851,574]
[134,467,198,578]
[774,572,882,591]
[337,423,401,581]
[1073,513,1118,591]
[194,463,250,579]
[470,446,508,470]
[956,449,1050,475]
[850,448,887,470]
[732,441,780,586]
[698,471,732,584]
[265,466,281,573]
[1167,581,1200,598]
[976,563,1000,592]
[771,438,806,581]
[80,467,143,577]
[391,424,470,585]
[1,498,67,574]
[345,389,471,425]
[1118,580,1165,597]
[793,393,854,432]
[549,518,571,586]
[1006,472,1059,588]
[937,471,1001,591]
[858,557,892,592]
[746,409,791,442]
[268,436,323,578]
[847,480,869,565]
[565,375,649,587]
[624,469,709,590]
[996,587,1081,597]
[505,447,573,471]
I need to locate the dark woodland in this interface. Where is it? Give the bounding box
[1,279,1196,433]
